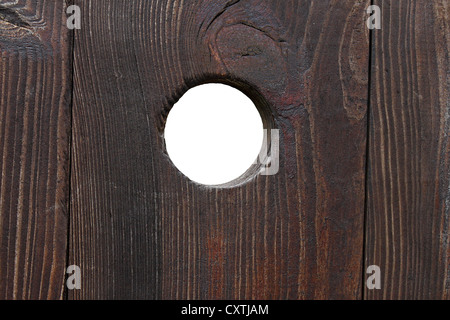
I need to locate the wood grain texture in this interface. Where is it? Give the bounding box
[0,0,72,299]
[365,0,450,299]
[70,0,370,299]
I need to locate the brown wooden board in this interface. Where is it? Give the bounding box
[364,0,450,299]
[1,0,448,302]
[69,0,370,299]
[0,0,72,299]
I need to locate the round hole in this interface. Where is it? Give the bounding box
[164,83,264,186]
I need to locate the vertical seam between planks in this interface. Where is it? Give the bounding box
[362,0,375,301]
[64,0,76,301]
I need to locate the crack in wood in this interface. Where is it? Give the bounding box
[205,0,242,33]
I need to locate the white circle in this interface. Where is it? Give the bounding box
[164,84,264,185]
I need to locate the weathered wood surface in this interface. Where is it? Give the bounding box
[0,0,72,299]
[69,0,370,299]
[1,0,448,301]
[365,0,450,299]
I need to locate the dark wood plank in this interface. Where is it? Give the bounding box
[70,0,370,299]
[365,0,450,299]
[0,0,72,299]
